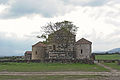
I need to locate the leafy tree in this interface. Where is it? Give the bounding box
[38,21,78,42]
[38,21,78,59]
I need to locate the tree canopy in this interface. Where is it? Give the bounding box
[37,20,78,51]
[38,21,78,40]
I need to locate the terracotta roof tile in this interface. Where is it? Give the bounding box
[25,51,32,54]
[76,38,92,45]
[32,42,46,47]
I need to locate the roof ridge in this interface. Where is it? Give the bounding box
[76,38,92,44]
[32,41,46,47]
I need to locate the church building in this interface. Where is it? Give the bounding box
[31,29,92,60]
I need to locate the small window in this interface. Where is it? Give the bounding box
[69,49,71,51]
[81,49,83,54]
[35,51,37,55]
[53,45,56,50]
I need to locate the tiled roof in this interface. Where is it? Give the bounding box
[32,42,46,47]
[25,51,32,54]
[76,38,92,45]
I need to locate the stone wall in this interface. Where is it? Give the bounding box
[25,54,32,60]
[32,46,46,60]
[75,44,91,59]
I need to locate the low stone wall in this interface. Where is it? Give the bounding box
[0,59,94,64]
[96,60,119,63]
[44,59,94,64]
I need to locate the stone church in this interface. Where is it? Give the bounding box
[32,29,92,60]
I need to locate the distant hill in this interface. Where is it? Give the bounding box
[93,48,120,54]
[107,48,120,53]
[93,51,105,54]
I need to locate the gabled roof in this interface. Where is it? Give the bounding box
[32,41,46,47]
[25,51,32,54]
[76,38,92,45]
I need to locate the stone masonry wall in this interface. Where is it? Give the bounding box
[32,46,45,60]
[76,44,91,59]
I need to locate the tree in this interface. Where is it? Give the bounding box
[38,21,78,52]
[38,21,78,59]
[38,20,78,41]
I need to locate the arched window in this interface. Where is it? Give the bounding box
[81,49,83,54]
[35,51,37,55]
[53,45,56,50]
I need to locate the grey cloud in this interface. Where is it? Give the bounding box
[106,2,120,27]
[0,32,35,56]
[106,30,120,41]
[88,0,108,6]
[105,11,120,27]
[84,29,120,51]
[63,0,109,6]
[0,0,9,4]
[24,32,41,38]
[0,0,110,19]
[0,0,68,18]
[106,19,120,27]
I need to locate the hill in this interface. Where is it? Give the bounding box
[93,48,120,54]
[107,48,120,53]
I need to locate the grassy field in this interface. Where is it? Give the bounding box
[0,75,105,80]
[0,62,109,72]
[103,63,120,71]
[95,54,120,60]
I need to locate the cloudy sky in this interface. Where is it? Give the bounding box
[0,0,120,56]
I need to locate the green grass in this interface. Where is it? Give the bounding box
[104,63,120,70]
[0,75,105,80]
[0,62,109,72]
[95,54,120,60]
